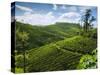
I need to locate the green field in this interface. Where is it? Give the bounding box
[13,21,97,73]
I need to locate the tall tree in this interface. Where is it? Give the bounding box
[81,9,96,32]
[16,30,29,73]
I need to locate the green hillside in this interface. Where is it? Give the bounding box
[14,22,97,73]
[26,36,96,72]
[16,22,80,51]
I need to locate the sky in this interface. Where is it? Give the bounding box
[11,2,97,26]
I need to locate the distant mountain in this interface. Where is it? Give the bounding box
[16,22,80,50]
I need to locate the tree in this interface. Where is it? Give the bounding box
[81,9,96,32]
[16,30,29,73]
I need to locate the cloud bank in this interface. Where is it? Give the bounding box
[15,4,96,26]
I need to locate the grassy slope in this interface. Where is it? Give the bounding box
[16,22,80,50]
[26,36,96,72]
[15,22,97,73]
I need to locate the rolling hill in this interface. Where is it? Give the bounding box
[16,22,80,51]
[14,22,97,73]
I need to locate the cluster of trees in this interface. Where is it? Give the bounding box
[77,9,97,69]
[80,9,96,32]
[80,9,97,39]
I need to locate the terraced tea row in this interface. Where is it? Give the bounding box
[26,36,96,72]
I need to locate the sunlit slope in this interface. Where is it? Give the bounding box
[27,36,96,72]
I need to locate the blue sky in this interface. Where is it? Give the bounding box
[11,2,97,26]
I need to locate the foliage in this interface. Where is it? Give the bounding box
[16,29,29,52]
[15,54,29,73]
[14,21,97,73]
[16,30,29,73]
[80,28,97,39]
[15,55,24,67]
[77,48,97,69]
[26,36,96,72]
[81,9,96,32]
[15,67,23,73]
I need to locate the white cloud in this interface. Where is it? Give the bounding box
[16,11,81,25]
[46,12,53,16]
[59,12,80,19]
[16,11,56,25]
[57,18,80,23]
[60,6,78,12]
[61,5,66,9]
[69,6,78,12]
[53,4,57,10]
[57,12,81,23]
[16,5,33,12]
